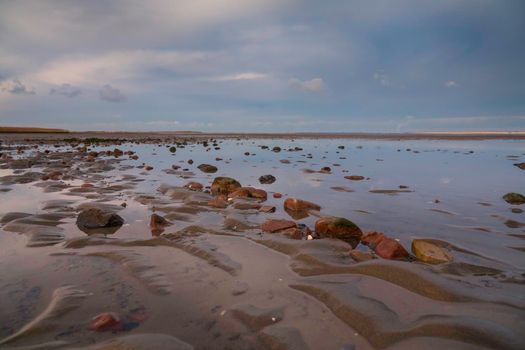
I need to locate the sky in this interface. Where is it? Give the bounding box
[1,0,525,132]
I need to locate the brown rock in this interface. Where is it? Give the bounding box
[273,193,283,199]
[361,231,409,260]
[211,177,241,195]
[284,198,321,212]
[208,195,229,208]
[514,162,525,170]
[261,219,297,233]
[185,181,203,191]
[349,250,375,262]
[314,216,362,248]
[344,175,365,181]
[230,187,268,201]
[150,213,172,235]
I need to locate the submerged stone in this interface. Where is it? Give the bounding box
[411,239,453,264]
[76,208,124,234]
[197,164,218,173]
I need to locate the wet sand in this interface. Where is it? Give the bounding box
[0,134,524,349]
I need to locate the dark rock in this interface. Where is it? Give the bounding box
[514,162,525,170]
[314,216,362,248]
[259,174,276,184]
[261,219,297,233]
[76,208,124,234]
[503,192,525,205]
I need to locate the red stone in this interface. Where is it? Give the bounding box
[89,312,121,331]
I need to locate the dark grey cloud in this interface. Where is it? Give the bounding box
[50,83,82,97]
[1,79,35,95]
[99,85,127,103]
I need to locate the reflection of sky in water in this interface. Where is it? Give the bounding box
[1,138,525,268]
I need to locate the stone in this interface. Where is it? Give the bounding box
[411,239,453,264]
[169,146,177,153]
[76,208,124,234]
[273,192,283,199]
[259,174,276,184]
[208,195,229,208]
[261,219,297,233]
[150,213,172,235]
[197,164,218,173]
[185,181,203,191]
[284,198,321,212]
[259,205,276,213]
[210,177,241,195]
[514,162,525,170]
[314,216,363,248]
[503,192,525,205]
[361,232,409,260]
[319,166,331,173]
[349,250,375,262]
[344,175,365,181]
[230,187,267,201]
[90,312,121,331]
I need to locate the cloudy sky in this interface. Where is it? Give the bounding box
[1,0,524,132]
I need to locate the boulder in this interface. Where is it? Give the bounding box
[211,177,241,195]
[314,216,362,248]
[411,239,452,264]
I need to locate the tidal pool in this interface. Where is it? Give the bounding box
[0,135,524,349]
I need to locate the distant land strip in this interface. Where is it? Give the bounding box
[1,129,525,140]
[0,126,69,133]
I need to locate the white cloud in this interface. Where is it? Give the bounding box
[445,80,458,87]
[99,85,126,103]
[210,72,268,81]
[288,77,325,92]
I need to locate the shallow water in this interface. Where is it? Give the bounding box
[0,136,524,349]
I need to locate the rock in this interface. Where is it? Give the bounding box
[319,166,331,173]
[76,208,124,234]
[230,187,267,201]
[284,198,321,212]
[314,216,362,248]
[273,192,283,199]
[259,174,276,184]
[150,213,172,235]
[361,232,409,260]
[338,145,345,149]
[197,164,218,173]
[144,165,153,171]
[344,175,365,181]
[349,250,375,262]
[259,205,276,213]
[208,195,229,208]
[169,146,177,153]
[187,159,194,164]
[185,181,203,191]
[231,304,283,332]
[411,239,453,264]
[272,146,281,153]
[210,177,241,195]
[514,162,525,170]
[261,219,297,233]
[503,192,525,205]
[90,312,121,331]
[511,208,523,214]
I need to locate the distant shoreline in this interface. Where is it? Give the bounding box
[1,130,525,141]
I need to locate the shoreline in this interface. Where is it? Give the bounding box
[1,131,525,141]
